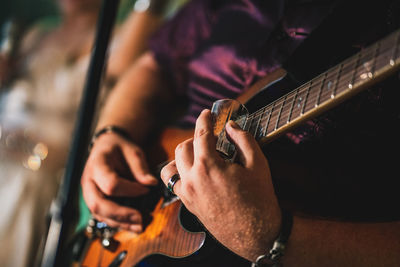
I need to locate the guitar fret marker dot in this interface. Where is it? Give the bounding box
[360,73,368,79]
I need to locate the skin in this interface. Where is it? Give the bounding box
[160,110,282,261]
[81,52,174,231]
[160,110,400,266]
[0,0,101,170]
[0,0,100,86]
[1,0,161,86]
[82,52,400,265]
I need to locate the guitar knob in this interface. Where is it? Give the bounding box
[101,228,119,252]
[101,237,112,247]
[101,237,119,252]
[86,218,97,238]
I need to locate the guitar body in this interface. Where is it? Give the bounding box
[78,26,400,266]
[81,200,207,267]
[77,69,288,267]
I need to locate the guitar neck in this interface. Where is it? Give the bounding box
[243,28,400,144]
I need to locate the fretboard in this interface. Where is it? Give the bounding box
[243,28,400,143]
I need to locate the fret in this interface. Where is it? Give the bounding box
[236,116,246,129]
[257,107,268,139]
[279,92,297,128]
[216,132,227,154]
[274,95,287,130]
[353,46,377,85]
[224,137,237,159]
[317,66,340,104]
[243,28,400,144]
[290,87,308,120]
[307,79,328,113]
[348,51,362,89]
[266,100,283,135]
[262,106,273,137]
[253,111,263,139]
[246,114,257,138]
[220,138,227,152]
[390,30,400,66]
[332,63,343,97]
[336,55,358,94]
[370,42,380,79]
[315,72,327,107]
[243,116,251,132]
[376,40,397,71]
[300,83,311,115]
[287,88,299,123]
[306,77,321,106]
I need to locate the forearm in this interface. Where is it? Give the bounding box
[97,52,173,144]
[277,216,400,266]
[107,12,164,79]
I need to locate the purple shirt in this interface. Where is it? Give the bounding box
[150,0,333,126]
[149,0,400,221]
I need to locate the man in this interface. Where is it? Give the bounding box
[81,0,400,265]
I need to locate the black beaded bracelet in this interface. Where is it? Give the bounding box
[88,125,132,152]
[252,209,293,267]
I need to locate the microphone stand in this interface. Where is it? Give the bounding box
[40,0,120,266]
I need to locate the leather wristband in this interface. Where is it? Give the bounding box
[252,209,293,267]
[88,125,132,151]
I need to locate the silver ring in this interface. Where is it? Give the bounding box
[167,174,180,195]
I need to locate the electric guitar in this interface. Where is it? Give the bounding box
[76,28,400,267]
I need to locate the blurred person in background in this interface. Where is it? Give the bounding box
[0,0,186,266]
[0,0,102,265]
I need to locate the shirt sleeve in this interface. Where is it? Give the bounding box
[148,0,213,95]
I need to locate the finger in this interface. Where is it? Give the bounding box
[94,214,143,233]
[225,120,263,168]
[94,155,151,197]
[160,160,181,196]
[193,109,221,163]
[123,144,158,185]
[82,178,143,225]
[174,138,194,174]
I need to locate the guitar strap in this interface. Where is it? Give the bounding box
[283,0,399,84]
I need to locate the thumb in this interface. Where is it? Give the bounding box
[225,120,262,168]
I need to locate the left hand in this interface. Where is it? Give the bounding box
[160,109,282,261]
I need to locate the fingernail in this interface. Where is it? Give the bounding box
[130,224,142,233]
[227,120,240,129]
[146,174,158,185]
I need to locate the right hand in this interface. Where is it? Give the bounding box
[81,132,158,232]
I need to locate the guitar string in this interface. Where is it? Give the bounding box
[254,42,395,122]
[216,32,400,147]
[217,30,399,149]
[244,41,399,139]
[94,29,400,267]
[248,31,398,123]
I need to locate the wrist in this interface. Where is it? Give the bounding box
[89,125,133,151]
[252,209,293,267]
